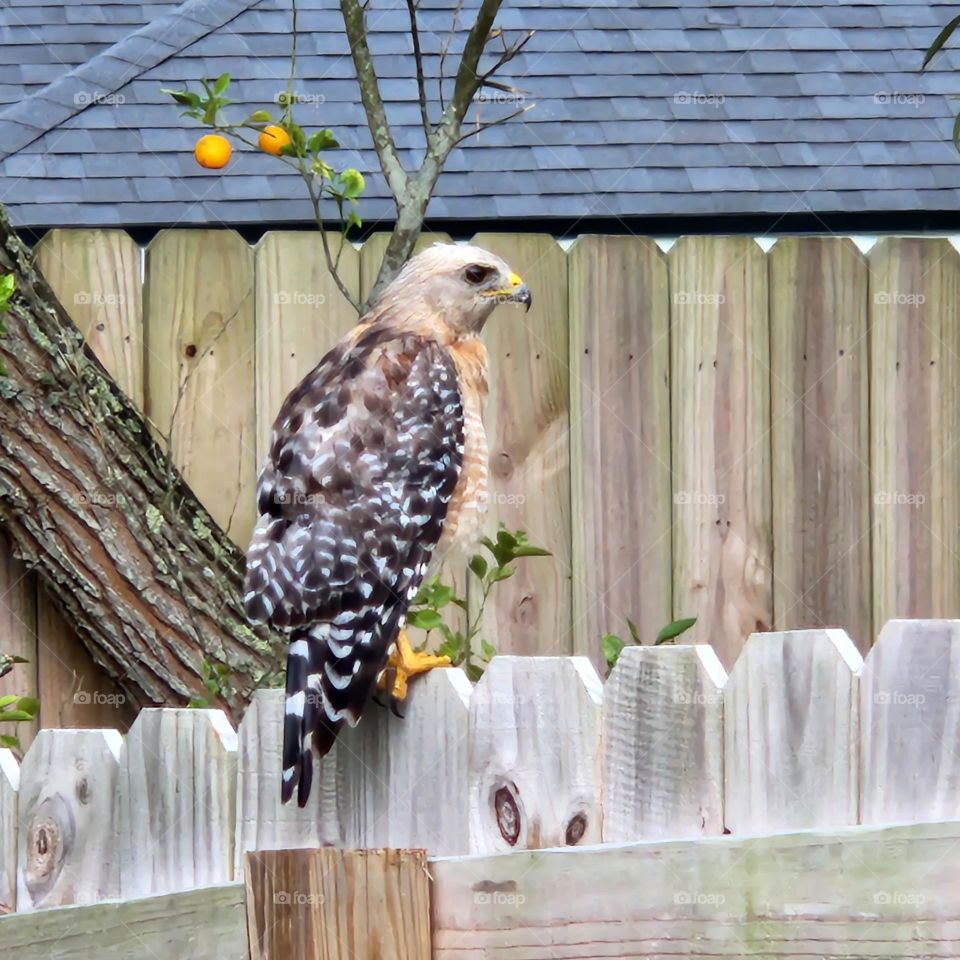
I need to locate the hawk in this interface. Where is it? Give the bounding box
[243,244,531,806]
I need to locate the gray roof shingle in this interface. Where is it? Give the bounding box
[2,0,960,228]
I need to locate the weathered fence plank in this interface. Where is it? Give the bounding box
[254,231,360,464]
[861,619,960,824]
[246,849,430,960]
[470,233,572,656]
[338,668,472,855]
[569,236,671,667]
[117,709,237,898]
[35,228,144,406]
[432,820,960,959]
[669,237,772,669]
[770,237,871,649]
[601,644,725,842]
[670,236,772,669]
[0,749,17,914]
[469,656,602,854]
[144,228,256,545]
[0,882,245,959]
[870,238,960,628]
[36,583,133,732]
[17,728,122,911]
[724,629,862,833]
[235,688,340,861]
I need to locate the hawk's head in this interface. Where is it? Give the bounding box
[371,243,532,334]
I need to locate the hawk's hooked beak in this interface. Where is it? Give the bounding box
[485,271,533,312]
[511,282,532,312]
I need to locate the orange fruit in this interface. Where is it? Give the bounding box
[194,134,231,169]
[258,125,291,156]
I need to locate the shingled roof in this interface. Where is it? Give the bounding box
[1,0,959,229]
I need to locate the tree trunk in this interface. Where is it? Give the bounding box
[0,206,283,722]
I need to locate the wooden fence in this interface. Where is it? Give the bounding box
[3,619,960,957]
[3,231,960,734]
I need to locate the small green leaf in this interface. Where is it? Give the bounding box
[431,584,454,608]
[0,710,36,722]
[923,15,960,69]
[602,633,626,669]
[408,609,443,632]
[480,639,497,661]
[307,128,339,153]
[511,545,551,558]
[336,168,365,199]
[655,616,697,645]
[0,274,15,306]
[0,734,20,751]
[14,696,39,717]
[0,695,18,709]
[488,565,515,584]
[346,208,362,231]
[465,662,485,683]
[214,72,231,95]
[468,555,488,580]
[627,618,641,644]
[249,110,273,123]
[161,88,201,108]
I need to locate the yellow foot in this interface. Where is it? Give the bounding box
[378,628,451,703]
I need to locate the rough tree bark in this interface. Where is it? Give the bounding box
[0,206,283,722]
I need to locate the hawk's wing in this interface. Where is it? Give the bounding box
[243,326,464,805]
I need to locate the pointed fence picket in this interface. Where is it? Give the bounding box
[6,620,960,937]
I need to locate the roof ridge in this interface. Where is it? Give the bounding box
[0,0,262,162]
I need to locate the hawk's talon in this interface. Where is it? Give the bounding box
[377,628,451,710]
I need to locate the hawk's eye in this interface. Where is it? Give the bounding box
[465,264,491,285]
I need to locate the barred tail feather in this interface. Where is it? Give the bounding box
[281,626,342,807]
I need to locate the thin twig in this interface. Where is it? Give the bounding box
[301,162,362,312]
[453,102,533,147]
[406,0,431,140]
[437,0,465,112]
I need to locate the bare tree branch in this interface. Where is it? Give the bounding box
[453,102,533,147]
[406,0,432,141]
[479,29,535,85]
[340,0,410,202]
[437,0,465,114]
[344,0,532,303]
